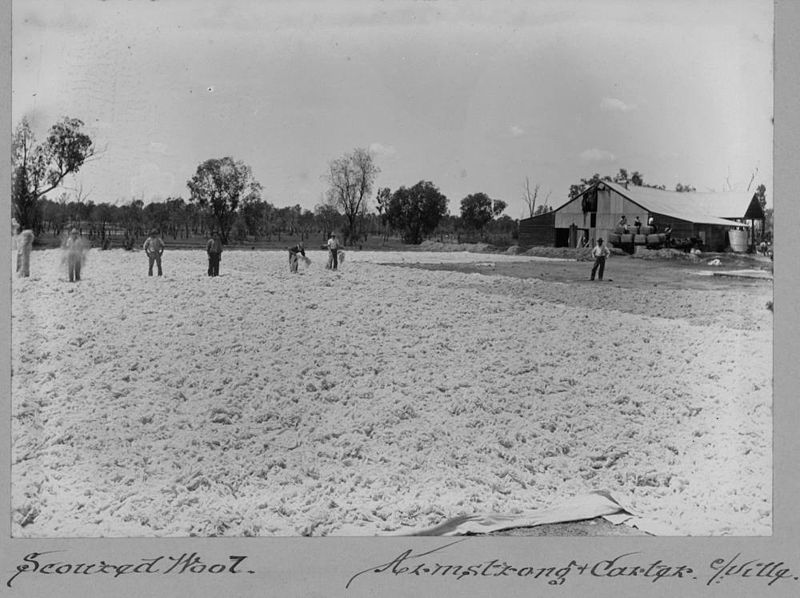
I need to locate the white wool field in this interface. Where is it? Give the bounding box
[11,247,772,537]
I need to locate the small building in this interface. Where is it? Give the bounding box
[518,180,765,252]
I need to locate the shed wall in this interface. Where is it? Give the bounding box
[693,224,729,252]
[518,212,556,247]
[650,214,732,251]
[555,188,649,245]
[522,186,739,251]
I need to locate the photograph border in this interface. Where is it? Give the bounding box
[1,2,797,596]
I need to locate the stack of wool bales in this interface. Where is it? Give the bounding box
[608,222,667,250]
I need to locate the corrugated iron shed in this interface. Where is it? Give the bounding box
[600,180,761,225]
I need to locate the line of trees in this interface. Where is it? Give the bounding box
[30,184,515,247]
[32,193,344,244]
[14,118,772,248]
[12,121,516,247]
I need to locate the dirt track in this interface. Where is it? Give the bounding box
[390,253,773,292]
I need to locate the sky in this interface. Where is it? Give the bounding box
[11,0,773,219]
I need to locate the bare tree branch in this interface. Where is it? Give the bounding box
[522,176,540,219]
[746,167,758,192]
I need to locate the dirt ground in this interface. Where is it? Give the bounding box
[389,252,773,292]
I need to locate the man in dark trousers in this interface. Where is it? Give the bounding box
[590,238,611,281]
[326,233,340,270]
[206,232,223,276]
[143,229,165,276]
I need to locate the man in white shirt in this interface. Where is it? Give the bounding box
[143,229,165,276]
[327,233,340,271]
[590,238,611,281]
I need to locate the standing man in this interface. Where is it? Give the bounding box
[65,228,88,282]
[327,233,340,271]
[288,241,306,273]
[590,238,611,281]
[16,228,34,278]
[143,229,165,276]
[206,232,223,277]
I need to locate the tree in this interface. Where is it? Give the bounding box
[275,206,300,237]
[121,198,145,238]
[569,169,673,200]
[375,186,391,243]
[163,197,188,239]
[613,168,643,187]
[324,147,380,246]
[764,207,773,240]
[375,187,391,216]
[434,213,460,240]
[187,157,262,244]
[12,117,95,232]
[460,192,507,238]
[675,183,696,192]
[523,178,552,218]
[314,202,342,240]
[90,202,115,239]
[522,177,539,218]
[297,208,315,241]
[239,199,267,239]
[386,181,449,244]
[489,214,518,240]
[568,173,606,200]
[41,195,68,235]
[755,184,767,210]
[260,201,277,240]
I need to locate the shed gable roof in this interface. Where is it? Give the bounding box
[601,180,761,225]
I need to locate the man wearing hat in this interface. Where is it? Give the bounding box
[143,229,165,276]
[326,233,340,271]
[590,237,611,281]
